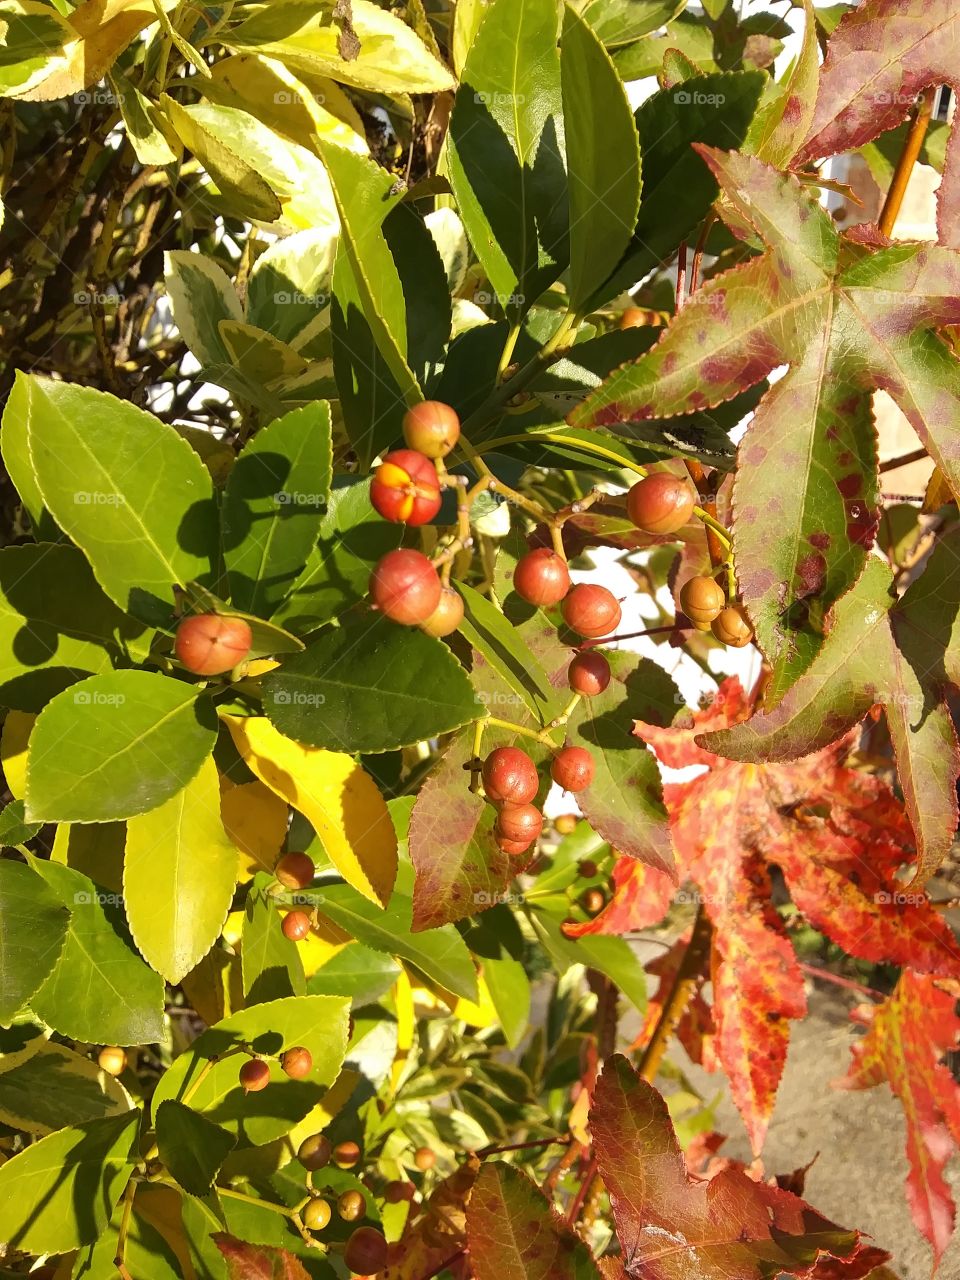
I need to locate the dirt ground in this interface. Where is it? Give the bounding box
[675,983,960,1280]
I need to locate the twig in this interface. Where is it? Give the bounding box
[799,962,884,1002]
[636,907,712,1083]
[878,87,936,238]
[477,1135,570,1158]
[879,448,930,473]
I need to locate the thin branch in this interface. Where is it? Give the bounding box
[636,907,712,1083]
[878,87,936,238]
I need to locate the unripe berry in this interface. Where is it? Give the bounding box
[344,1227,388,1275]
[679,575,725,626]
[414,1146,436,1171]
[370,449,442,525]
[303,1198,332,1231]
[568,650,611,696]
[481,746,538,805]
[239,1059,270,1092]
[338,1189,366,1222]
[554,814,578,836]
[282,910,312,942]
[495,803,543,845]
[298,1134,332,1170]
[402,400,461,459]
[334,1140,362,1169]
[551,746,595,792]
[370,549,442,626]
[175,613,252,676]
[420,587,464,638]
[626,473,696,535]
[275,852,314,890]
[711,604,754,648]
[561,584,621,638]
[513,549,571,607]
[281,1046,313,1078]
[97,1046,126,1076]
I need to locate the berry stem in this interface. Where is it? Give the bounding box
[113,1173,139,1279]
[497,320,522,382]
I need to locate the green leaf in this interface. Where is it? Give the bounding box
[0,543,148,712]
[224,0,456,94]
[25,671,218,824]
[27,857,166,1045]
[483,955,532,1050]
[467,1162,602,1279]
[568,651,676,876]
[222,403,333,619]
[0,1039,131,1135]
[263,614,481,754]
[151,995,350,1146]
[1,354,61,540]
[110,70,177,165]
[531,911,646,1013]
[302,882,478,1002]
[447,0,568,320]
[582,0,687,46]
[19,373,218,627]
[560,4,641,311]
[748,0,818,166]
[155,1100,236,1197]
[124,756,238,984]
[0,1109,140,1255]
[458,581,564,722]
[382,202,452,391]
[0,798,41,846]
[246,228,337,348]
[271,480,403,634]
[597,71,764,305]
[612,12,717,80]
[242,871,307,1004]
[161,96,283,223]
[164,250,244,370]
[306,942,401,1008]
[0,858,69,1023]
[75,1194,184,1280]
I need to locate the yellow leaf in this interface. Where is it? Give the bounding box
[924,466,955,514]
[298,929,348,977]
[568,1086,590,1147]
[51,822,125,892]
[1,710,34,799]
[287,1067,360,1152]
[221,778,288,881]
[452,973,497,1029]
[223,715,397,906]
[246,658,280,678]
[392,969,414,1090]
[181,946,241,1028]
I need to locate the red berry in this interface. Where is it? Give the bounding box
[275,852,314,890]
[497,835,533,857]
[385,1180,415,1203]
[711,604,754,648]
[282,910,311,942]
[239,1059,270,1092]
[298,1134,332,1170]
[420,587,464,638]
[578,858,599,878]
[568,650,611,696]
[281,1046,313,1078]
[370,449,442,525]
[175,614,252,676]
[495,803,543,845]
[402,401,461,459]
[513,549,571,607]
[481,747,539,805]
[334,1140,362,1169]
[561,584,621,638]
[551,746,595,792]
[620,307,650,329]
[678,575,725,625]
[626,473,696,535]
[344,1227,388,1275]
[370,549,442,626]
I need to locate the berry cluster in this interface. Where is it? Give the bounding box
[237,1041,313,1092]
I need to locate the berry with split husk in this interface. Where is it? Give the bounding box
[370,449,441,525]
[176,614,252,676]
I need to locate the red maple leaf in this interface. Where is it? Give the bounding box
[836,970,960,1264]
[572,679,960,1153]
[590,1055,887,1279]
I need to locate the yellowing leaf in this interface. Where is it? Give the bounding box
[298,929,348,977]
[221,778,288,881]
[452,973,497,1029]
[223,715,397,907]
[286,1067,360,1153]
[1,710,33,799]
[124,758,239,983]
